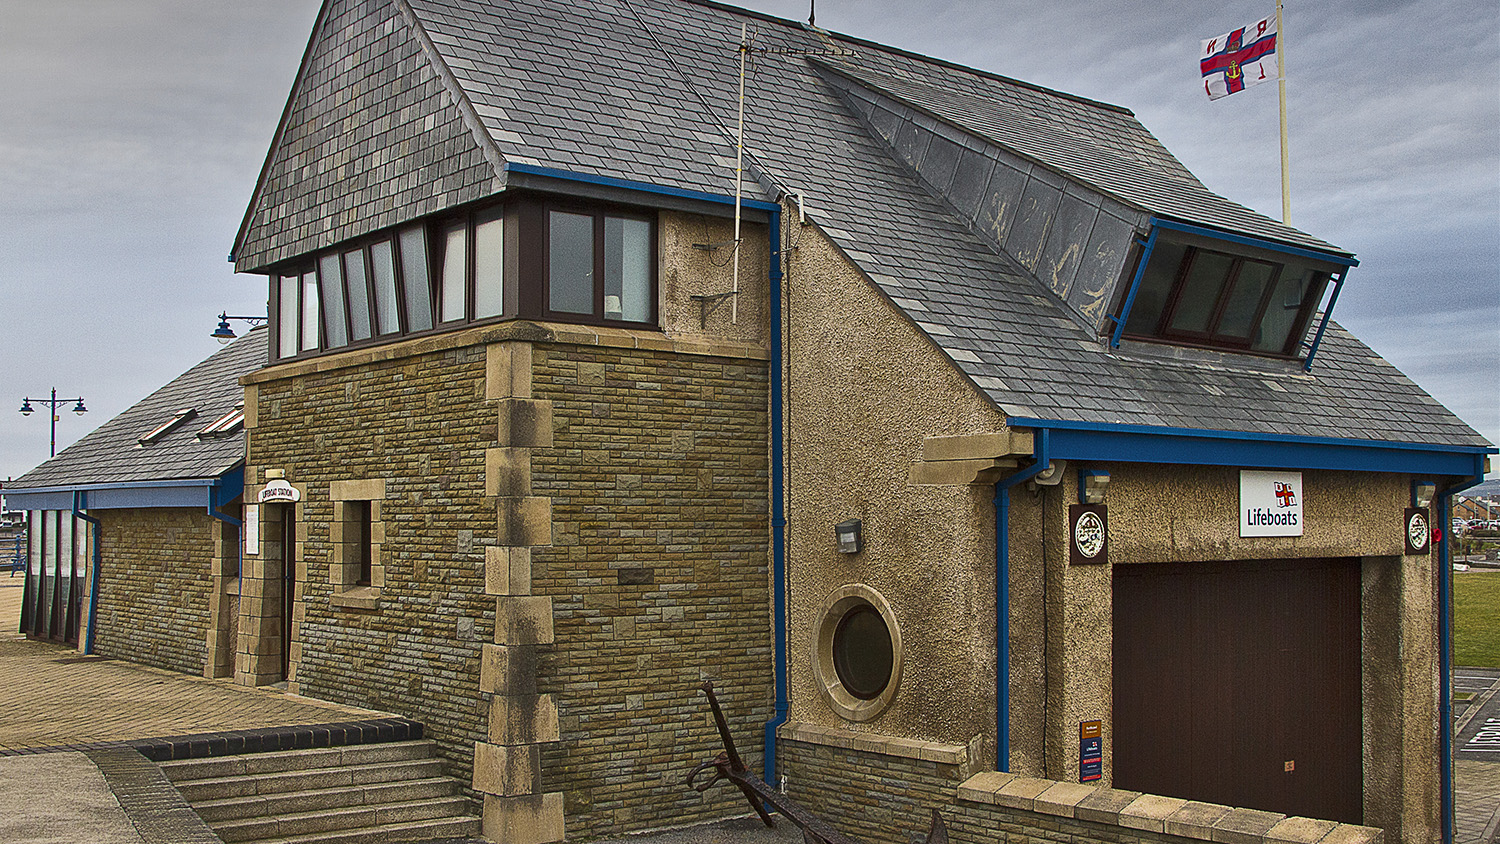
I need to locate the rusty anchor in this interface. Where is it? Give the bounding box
[686,682,948,844]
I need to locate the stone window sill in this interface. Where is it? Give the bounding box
[330,586,381,610]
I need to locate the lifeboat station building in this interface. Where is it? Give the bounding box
[9,1,1493,843]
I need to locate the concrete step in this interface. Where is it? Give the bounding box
[192,775,459,822]
[159,739,435,780]
[257,814,481,844]
[170,757,445,802]
[211,796,473,842]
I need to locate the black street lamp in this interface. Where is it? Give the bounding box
[19,388,88,457]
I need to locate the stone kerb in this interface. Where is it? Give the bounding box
[476,340,564,843]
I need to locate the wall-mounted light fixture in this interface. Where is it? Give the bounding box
[1412,480,1436,509]
[211,311,268,344]
[1079,470,1112,505]
[836,519,862,554]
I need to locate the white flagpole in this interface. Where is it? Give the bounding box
[1277,0,1290,224]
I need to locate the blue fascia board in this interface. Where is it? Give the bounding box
[3,476,227,511]
[1007,417,1493,477]
[1151,218,1359,268]
[504,162,781,213]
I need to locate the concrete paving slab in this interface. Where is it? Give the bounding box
[0,752,145,844]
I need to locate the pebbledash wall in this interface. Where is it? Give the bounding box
[90,508,219,676]
[239,210,775,836]
[779,220,1433,843]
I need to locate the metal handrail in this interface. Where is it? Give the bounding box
[0,535,24,576]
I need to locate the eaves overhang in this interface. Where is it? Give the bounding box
[1006,417,1494,479]
[502,162,777,221]
[3,466,245,513]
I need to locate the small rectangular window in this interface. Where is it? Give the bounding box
[399,225,434,332]
[605,216,652,322]
[549,210,595,315]
[139,408,198,444]
[473,207,505,319]
[277,275,299,358]
[370,240,400,335]
[440,221,467,323]
[300,272,319,352]
[344,249,372,342]
[197,404,245,438]
[351,499,372,586]
[318,254,349,348]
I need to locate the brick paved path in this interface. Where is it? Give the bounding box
[0,582,386,753]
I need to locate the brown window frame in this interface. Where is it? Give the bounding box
[517,196,659,328]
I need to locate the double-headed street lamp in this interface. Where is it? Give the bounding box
[19,388,88,457]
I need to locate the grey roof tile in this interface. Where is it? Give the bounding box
[8,329,265,490]
[337,0,1488,450]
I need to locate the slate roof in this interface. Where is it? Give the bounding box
[335,0,1492,448]
[7,329,264,491]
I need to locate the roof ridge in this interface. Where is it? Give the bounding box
[677,0,1134,115]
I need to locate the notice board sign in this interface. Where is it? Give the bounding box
[1240,470,1303,537]
[1079,720,1102,783]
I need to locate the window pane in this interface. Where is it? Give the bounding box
[549,211,594,315]
[1122,241,1186,337]
[399,225,433,331]
[1254,268,1323,353]
[604,216,651,322]
[345,249,372,341]
[300,272,319,351]
[473,208,504,319]
[1216,259,1276,340]
[370,240,400,335]
[1167,250,1233,335]
[278,275,299,358]
[440,222,467,323]
[318,254,348,348]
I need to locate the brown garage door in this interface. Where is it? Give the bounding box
[1113,557,1361,824]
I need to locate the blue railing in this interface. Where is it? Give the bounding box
[0,536,24,576]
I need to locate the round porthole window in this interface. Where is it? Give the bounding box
[832,604,893,699]
[812,584,902,722]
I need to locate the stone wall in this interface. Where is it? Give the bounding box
[243,321,773,839]
[247,342,495,782]
[779,732,1383,844]
[93,508,214,676]
[529,337,773,838]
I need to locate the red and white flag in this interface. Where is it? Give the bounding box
[1200,14,1279,100]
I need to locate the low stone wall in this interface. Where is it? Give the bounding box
[779,725,1384,844]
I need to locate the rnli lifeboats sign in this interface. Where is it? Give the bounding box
[1240,470,1303,537]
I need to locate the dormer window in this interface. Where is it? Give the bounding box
[198,404,245,439]
[1120,232,1336,357]
[139,408,197,444]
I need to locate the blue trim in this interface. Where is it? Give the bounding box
[764,209,789,788]
[1110,227,1159,349]
[504,162,781,214]
[1301,268,1347,372]
[1006,418,1494,476]
[1151,218,1359,267]
[209,466,246,526]
[1438,466,1486,844]
[992,429,1053,771]
[3,475,238,511]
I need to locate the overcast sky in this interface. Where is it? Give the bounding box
[1,0,1495,486]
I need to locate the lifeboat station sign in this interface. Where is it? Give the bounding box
[1240,470,1303,537]
[258,479,302,504]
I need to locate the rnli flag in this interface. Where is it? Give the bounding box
[1201,14,1279,100]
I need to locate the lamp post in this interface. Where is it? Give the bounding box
[211,312,267,344]
[19,388,88,458]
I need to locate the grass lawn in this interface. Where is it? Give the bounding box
[1454,572,1500,668]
